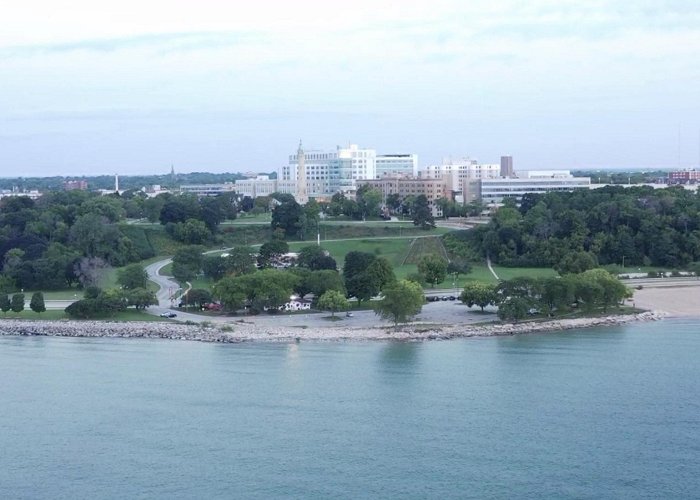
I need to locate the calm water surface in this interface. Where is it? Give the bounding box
[1,320,699,499]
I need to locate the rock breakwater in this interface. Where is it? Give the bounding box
[0,311,667,343]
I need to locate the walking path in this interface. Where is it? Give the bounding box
[486,256,500,281]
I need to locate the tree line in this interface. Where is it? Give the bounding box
[460,269,631,322]
[445,186,700,270]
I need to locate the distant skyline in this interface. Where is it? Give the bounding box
[1,0,700,176]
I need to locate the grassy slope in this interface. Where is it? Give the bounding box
[0,310,163,321]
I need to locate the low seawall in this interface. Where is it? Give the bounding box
[0,311,667,343]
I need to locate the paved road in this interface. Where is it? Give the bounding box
[143,259,191,319]
[42,300,78,310]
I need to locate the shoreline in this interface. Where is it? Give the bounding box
[0,311,668,343]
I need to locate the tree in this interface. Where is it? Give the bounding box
[303,199,321,236]
[212,276,247,312]
[96,288,128,314]
[202,255,229,281]
[117,263,148,290]
[0,295,11,315]
[386,193,402,212]
[417,254,448,287]
[342,251,376,282]
[345,271,380,306]
[578,269,630,312]
[214,269,299,314]
[271,200,304,238]
[200,195,231,232]
[297,245,337,270]
[225,246,256,276]
[184,288,213,309]
[306,270,346,299]
[159,194,200,225]
[356,185,383,219]
[258,240,289,268]
[365,257,396,290]
[435,197,454,219]
[460,282,497,312]
[168,218,211,244]
[74,257,109,288]
[556,251,598,274]
[317,290,349,317]
[497,297,530,322]
[411,195,435,229]
[447,259,472,280]
[374,279,425,326]
[10,293,25,313]
[29,292,46,313]
[539,276,575,314]
[65,299,100,318]
[124,288,157,310]
[172,245,204,283]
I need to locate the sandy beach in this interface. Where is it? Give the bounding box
[632,284,700,317]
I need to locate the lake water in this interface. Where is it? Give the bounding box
[1,320,699,499]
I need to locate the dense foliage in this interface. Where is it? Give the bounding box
[460,271,631,322]
[0,192,156,291]
[374,279,425,325]
[448,186,700,268]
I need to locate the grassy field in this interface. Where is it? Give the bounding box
[1,310,69,320]
[0,310,163,321]
[163,234,562,292]
[402,237,448,265]
[492,266,559,281]
[222,213,272,224]
[289,237,416,270]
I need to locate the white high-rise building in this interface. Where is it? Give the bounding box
[375,154,418,178]
[419,157,501,197]
[281,143,376,198]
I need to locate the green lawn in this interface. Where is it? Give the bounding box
[0,309,165,321]
[492,266,559,281]
[222,213,272,224]
[159,262,173,276]
[1,310,69,320]
[289,237,417,269]
[189,277,214,291]
[100,259,162,293]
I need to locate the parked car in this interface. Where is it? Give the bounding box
[159,312,177,318]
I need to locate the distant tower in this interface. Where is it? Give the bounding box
[170,164,176,184]
[500,156,513,177]
[115,173,119,192]
[296,140,308,204]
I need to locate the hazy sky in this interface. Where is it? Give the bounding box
[1,0,700,176]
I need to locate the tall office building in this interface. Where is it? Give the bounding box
[500,156,513,177]
[375,154,418,178]
[281,143,376,199]
[419,157,500,197]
